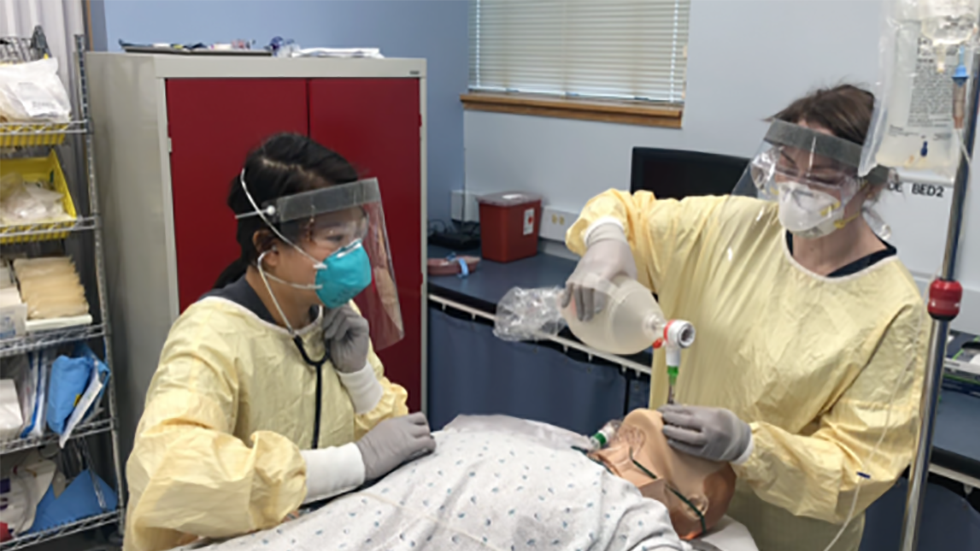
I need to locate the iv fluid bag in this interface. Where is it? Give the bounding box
[562,275,666,356]
[874,25,959,172]
[859,0,976,177]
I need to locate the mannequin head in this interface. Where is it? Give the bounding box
[590,409,736,539]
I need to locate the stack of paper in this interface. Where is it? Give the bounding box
[291,47,384,59]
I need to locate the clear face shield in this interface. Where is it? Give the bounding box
[237,172,404,351]
[733,120,893,239]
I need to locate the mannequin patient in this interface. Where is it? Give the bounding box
[175,410,737,551]
[592,408,737,539]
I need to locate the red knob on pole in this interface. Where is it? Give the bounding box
[928,279,962,321]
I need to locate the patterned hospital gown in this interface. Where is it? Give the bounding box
[182,428,688,551]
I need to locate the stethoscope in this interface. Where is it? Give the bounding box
[255,249,329,449]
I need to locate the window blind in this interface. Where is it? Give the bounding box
[469,0,690,104]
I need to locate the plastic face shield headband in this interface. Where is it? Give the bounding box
[732,120,893,236]
[235,170,405,351]
[588,426,707,537]
[236,169,373,261]
[735,120,891,197]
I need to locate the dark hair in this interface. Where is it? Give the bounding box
[771,84,875,145]
[213,133,359,289]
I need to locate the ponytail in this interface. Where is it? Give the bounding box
[214,258,248,289]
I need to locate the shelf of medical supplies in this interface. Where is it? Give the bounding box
[0,120,89,148]
[0,417,114,455]
[0,32,127,548]
[0,215,97,241]
[0,323,104,358]
[0,509,120,551]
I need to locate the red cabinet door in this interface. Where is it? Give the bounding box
[308,78,423,412]
[167,79,309,311]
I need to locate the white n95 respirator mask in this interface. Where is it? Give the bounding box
[775,181,846,239]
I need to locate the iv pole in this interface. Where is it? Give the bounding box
[898,47,979,551]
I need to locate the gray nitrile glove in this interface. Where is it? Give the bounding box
[356,412,436,482]
[323,305,370,374]
[562,223,638,321]
[659,404,753,464]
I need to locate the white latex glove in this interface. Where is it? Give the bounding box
[323,304,370,374]
[562,222,638,321]
[356,412,436,482]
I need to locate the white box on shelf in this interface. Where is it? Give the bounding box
[0,304,26,339]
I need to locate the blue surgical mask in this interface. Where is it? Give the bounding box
[315,240,372,308]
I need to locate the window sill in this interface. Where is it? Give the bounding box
[460,92,682,128]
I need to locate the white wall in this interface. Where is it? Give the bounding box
[464,0,980,335]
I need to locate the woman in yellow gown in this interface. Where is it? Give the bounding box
[564,85,927,551]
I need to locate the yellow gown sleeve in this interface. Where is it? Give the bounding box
[733,303,927,524]
[565,189,728,294]
[125,324,307,550]
[353,346,409,439]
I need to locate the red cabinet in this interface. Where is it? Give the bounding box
[167,79,309,311]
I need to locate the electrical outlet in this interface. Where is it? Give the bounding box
[450,190,481,222]
[539,206,577,241]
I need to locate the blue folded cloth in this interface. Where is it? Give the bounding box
[46,344,109,435]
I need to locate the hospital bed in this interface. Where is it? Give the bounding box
[176,417,758,551]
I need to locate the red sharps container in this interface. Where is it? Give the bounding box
[477,191,543,263]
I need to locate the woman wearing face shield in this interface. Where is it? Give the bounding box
[123,133,434,551]
[564,85,926,551]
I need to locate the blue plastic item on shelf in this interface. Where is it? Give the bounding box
[27,469,117,534]
[46,343,109,435]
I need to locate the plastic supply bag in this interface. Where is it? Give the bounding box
[0,451,56,537]
[19,352,48,439]
[859,0,980,178]
[0,290,27,339]
[2,185,67,222]
[1,356,33,438]
[0,58,72,123]
[493,286,566,342]
[0,175,68,224]
[0,380,22,442]
[13,258,89,320]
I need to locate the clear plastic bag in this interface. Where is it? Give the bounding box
[0,57,72,123]
[859,0,980,178]
[0,176,67,224]
[1,172,68,223]
[493,286,567,342]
